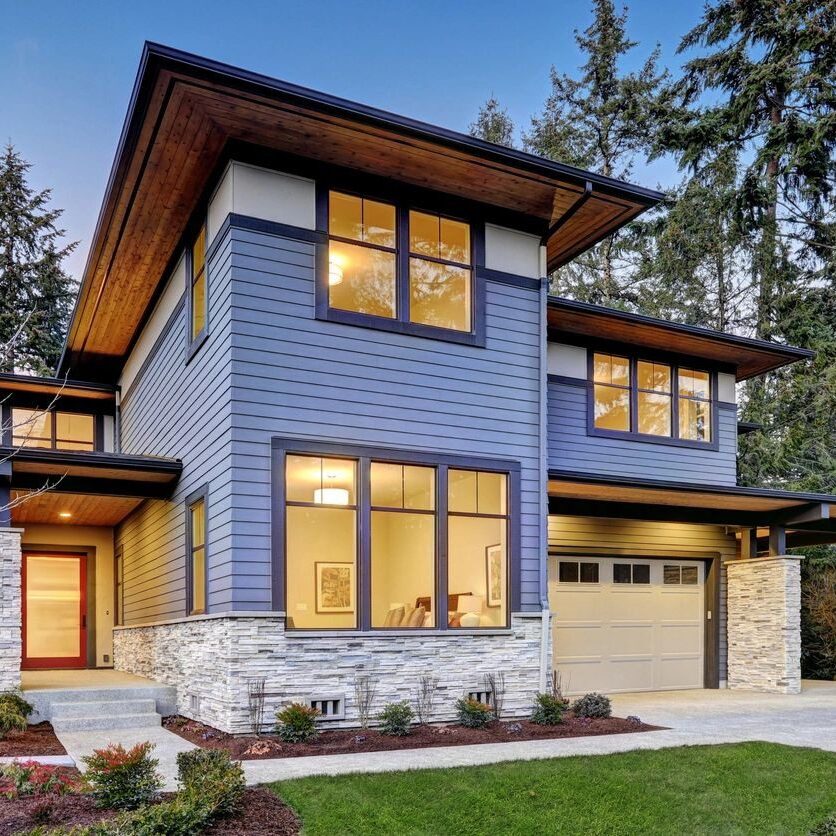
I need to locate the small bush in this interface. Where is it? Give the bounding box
[275,702,320,743]
[530,692,565,726]
[571,692,612,719]
[0,703,28,740]
[82,741,162,810]
[0,761,79,799]
[810,813,836,835]
[106,794,211,836]
[176,748,245,817]
[377,701,414,736]
[0,690,33,719]
[455,697,493,729]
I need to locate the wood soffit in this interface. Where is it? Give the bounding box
[61,45,661,379]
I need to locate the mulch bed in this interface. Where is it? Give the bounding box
[0,724,66,758]
[164,714,661,760]
[0,784,300,835]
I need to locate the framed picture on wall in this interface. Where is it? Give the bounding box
[485,544,503,608]
[315,562,355,613]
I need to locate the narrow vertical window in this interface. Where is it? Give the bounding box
[447,469,508,628]
[408,211,471,331]
[592,353,631,431]
[679,368,712,442]
[114,546,124,626]
[188,497,206,615]
[190,223,207,343]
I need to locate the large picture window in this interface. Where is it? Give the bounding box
[277,442,516,632]
[325,190,474,339]
[11,408,95,451]
[591,352,713,445]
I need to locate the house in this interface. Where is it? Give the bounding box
[0,44,831,732]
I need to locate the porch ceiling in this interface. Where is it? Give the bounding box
[10,490,143,526]
[548,470,836,545]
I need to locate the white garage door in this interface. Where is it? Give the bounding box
[549,557,704,695]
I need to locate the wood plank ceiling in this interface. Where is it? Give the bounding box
[61,46,660,379]
[10,491,143,526]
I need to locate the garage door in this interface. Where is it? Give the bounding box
[549,557,704,694]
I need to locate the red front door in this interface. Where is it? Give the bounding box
[21,552,87,669]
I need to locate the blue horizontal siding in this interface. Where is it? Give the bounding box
[228,225,545,611]
[548,380,737,485]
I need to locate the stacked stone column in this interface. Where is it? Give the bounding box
[0,529,22,691]
[726,555,802,694]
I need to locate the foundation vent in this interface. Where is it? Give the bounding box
[465,687,493,706]
[189,694,201,715]
[309,695,345,720]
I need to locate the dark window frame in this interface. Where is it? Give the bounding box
[8,405,101,452]
[315,183,487,347]
[114,544,125,626]
[271,437,520,632]
[613,562,651,585]
[186,219,209,360]
[557,560,600,584]
[185,486,209,616]
[587,351,719,451]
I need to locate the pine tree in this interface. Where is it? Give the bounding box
[0,144,77,375]
[469,97,516,147]
[524,0,672,307]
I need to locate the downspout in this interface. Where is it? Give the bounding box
[537,250,551,693]
[114,389,122,454]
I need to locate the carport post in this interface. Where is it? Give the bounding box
[740,528,757,559]
[768,525,786,557]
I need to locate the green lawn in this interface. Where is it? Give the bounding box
[271,743,836,835]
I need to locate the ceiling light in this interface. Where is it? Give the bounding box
[58,511,72,519]
[313,487,349,506]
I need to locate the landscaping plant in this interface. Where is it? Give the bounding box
[275,702,320,743]
[571,692,612,719]
[176,748,245,817]
[455,697,494,729]
[413,674,438,725]
[246,677,267,736]
[354,674,378,729]
[377,701,414,736]
[0,701,28,739]
[530,692,565,726]
[0,761,79,799]
[484,672,506,721]
[81,741,163,810]
[0,689,34,719]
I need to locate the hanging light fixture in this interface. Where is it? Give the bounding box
[314,471,349,505]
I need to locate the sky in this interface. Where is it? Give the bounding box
[0,0,707,282]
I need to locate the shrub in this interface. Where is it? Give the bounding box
[176,748,245,817]
[0,703,28,740]
[377,701,414,736]
[571,692,612,719]
[530,692,565,726]
[275,702,320,743]
[455,697,494,729]
[82,741,162,810]
[0,761,79,799]
[0,690,33,719]
[810,813,836,836]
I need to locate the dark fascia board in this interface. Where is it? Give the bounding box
[57,41,664,375]
[548,296,814,378]
[2,446,182,479]
[548,469,836,507]
[737,420,762,435]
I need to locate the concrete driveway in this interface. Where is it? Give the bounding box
[612,680,836,752]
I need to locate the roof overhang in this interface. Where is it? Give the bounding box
[0,373,116,402]
[548,297,813,380]
[549,470,836,548]
[59,42,663,380]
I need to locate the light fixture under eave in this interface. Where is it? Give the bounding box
[313,487,350,505]
[328,259,344,286]
[58,511,72,519]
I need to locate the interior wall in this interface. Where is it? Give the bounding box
[21,525,115,668]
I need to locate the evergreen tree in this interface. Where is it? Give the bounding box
[469,96,516,147]
[0,144,77,375]
[524,0,672,306]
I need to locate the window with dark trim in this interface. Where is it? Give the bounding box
[276,441,517,632]
[613,563,650,584]
[114,545,124,626]
[186,493,207,615]
[558,561,599,584]
[11,408,96,451]
[324,190,476,341]
[664,564,699,585]
[188,222,208,346]
[591,352,714,445]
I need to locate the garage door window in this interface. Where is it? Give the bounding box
[558,561,599,583]
[613,563,650,584]
[664,565,699,585]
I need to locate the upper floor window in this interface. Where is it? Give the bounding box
[11,408,95,451]
[326,191,472,336]
[189,222,208,344]
[592,353,712,444]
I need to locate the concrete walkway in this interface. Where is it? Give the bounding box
[243,680,836,784]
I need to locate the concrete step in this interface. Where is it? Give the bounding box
[24,685,177,724]
[51,713,162,733]
[50,699,158,719]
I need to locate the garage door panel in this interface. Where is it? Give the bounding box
[550,556,704,695]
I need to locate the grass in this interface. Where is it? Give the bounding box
[271,742,836,835]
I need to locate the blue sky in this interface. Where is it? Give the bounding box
[0,0,706,281]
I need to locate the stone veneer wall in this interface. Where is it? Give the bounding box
[0,529,22,691]
[113,614,545,733]
[726,555,802,694]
